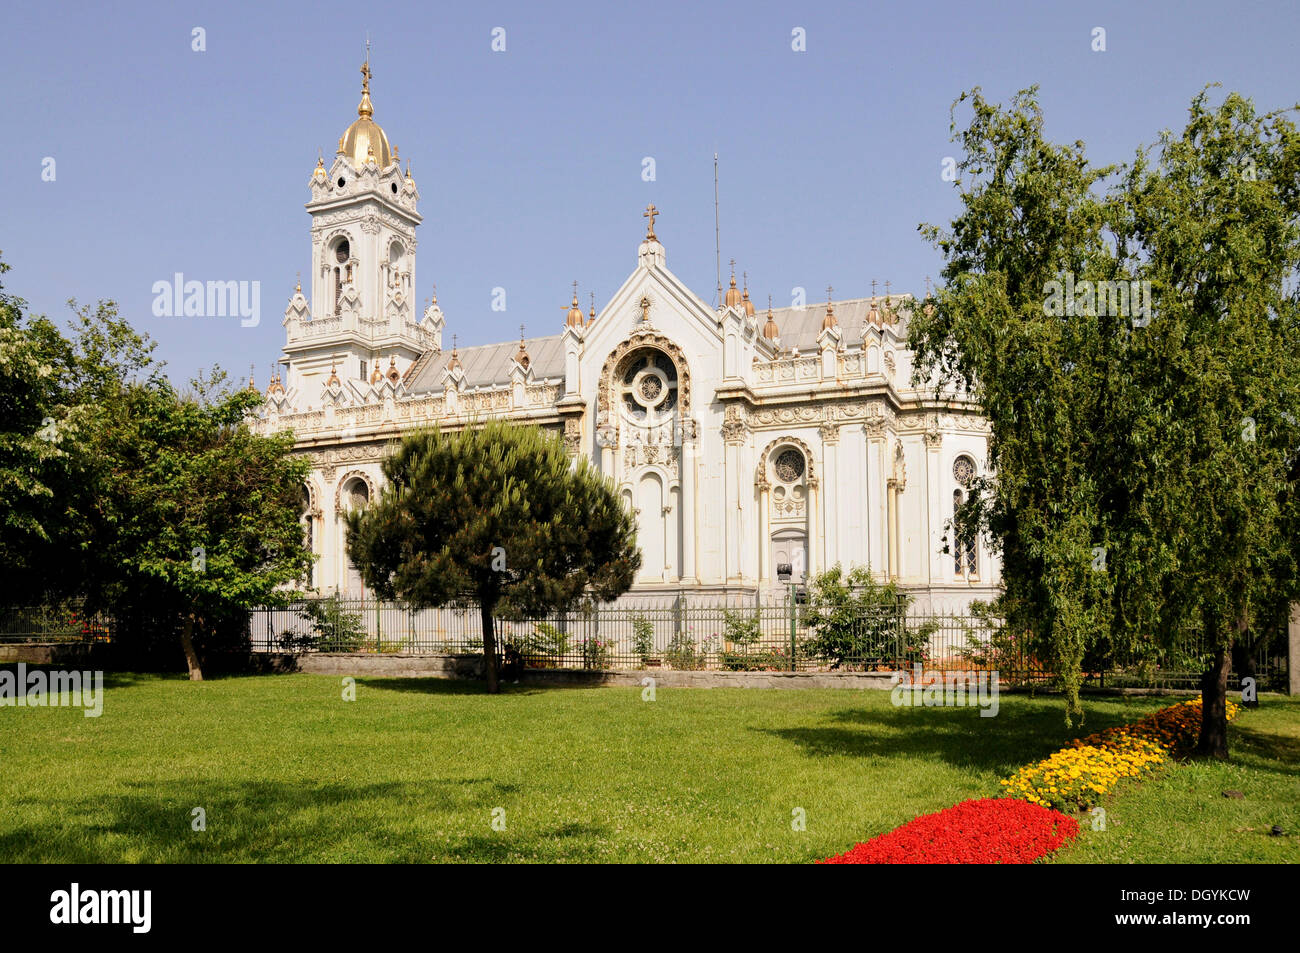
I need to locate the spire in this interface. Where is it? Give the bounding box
[247,364,257,392]
[725,259,742,307]
[447,334,462,371]
[357,51,374,119]
[868,278,881,326]
[565,279,584,328]
[742,270,755,317]
[515,324,531,368]
[821,284,838,330]
[762,293,781,342]
[643,203,659,241]
[588,291,596,326]
[326,359,340,388]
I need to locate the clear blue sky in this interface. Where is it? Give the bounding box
[3,0,1298,385]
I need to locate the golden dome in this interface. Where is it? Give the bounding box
[821,300,838,331]
[742,278,755,318]
[762,302,780,341]
[565,283,584,328]
[724,263,742,308]
[339,60,392,169]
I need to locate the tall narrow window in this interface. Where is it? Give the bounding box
[333,239,350,316]
[953,455,978,578]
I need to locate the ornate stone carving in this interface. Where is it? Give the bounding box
[755,435,818,487]
[333,468,376,514]
[818,421,840,444]
[721,404,748,443]
[563,417,582,456]
[597,330,691,419]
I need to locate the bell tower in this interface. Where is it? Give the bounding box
[280,56,434,402]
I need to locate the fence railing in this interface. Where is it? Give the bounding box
[0,605,112,644]
[246,595,1288,689]
[1,597,1285,690]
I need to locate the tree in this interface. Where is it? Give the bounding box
[911,87,1300,755]
[79,370,313,679]
[345,419,640,693]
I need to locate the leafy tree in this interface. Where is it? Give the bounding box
[345,419,640,693]
[911,86,1300,753]
[79,370,312,678]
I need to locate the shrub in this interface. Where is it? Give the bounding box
[631,613,655,666]
[801,565,921,669]
[296,595,367,652]
[665,630,704,671]
[514,620,571,667]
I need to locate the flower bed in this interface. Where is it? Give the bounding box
[1000,699,1240,811]
[818,797,1079,864]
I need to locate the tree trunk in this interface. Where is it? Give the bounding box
[179,614,204,682]
[480,599,500,695]
[1196,608,1244,759]
[1231,637,1259,708]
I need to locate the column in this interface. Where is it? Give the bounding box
[681,423,698,584]
[821,424,839,568]
[806,481,819,580]
[887,480,899,581]
[757,483,771,584]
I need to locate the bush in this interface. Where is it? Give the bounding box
[665,630,705,671]
[801,564,926,669]
[514,620,570,667]
[631,613,655,666]
[297,595,367,652]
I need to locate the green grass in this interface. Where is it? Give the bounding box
[1051,696,1300,864]
[0,672,1295,862]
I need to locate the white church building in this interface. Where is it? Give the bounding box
[253,62,999,614]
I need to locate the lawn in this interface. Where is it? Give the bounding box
[0,673,1295,863]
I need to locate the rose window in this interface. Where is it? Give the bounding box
[953,455,976,487]
[775,449,806,483]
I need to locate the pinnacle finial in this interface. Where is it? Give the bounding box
[358,51,374,119]
[643,203,659,240]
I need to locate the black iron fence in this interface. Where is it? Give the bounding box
[1,596,1285,690]
[247,594,1288,690]
[0,605,112,644]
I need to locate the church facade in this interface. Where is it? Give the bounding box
[253,63,1000,614]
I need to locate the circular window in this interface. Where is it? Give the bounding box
[774,449,805,484]
[638,375,662,402]
[953,455,976,487]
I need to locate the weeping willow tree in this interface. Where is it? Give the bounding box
[911,86,1300,754]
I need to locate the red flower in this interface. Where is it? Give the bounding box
[818,798,1079,864]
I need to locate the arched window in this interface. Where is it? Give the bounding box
[332,239,351,315]
[953,455,978,578]
[619,348,678,429]
[300,485,315,588]
[769,446,807,519]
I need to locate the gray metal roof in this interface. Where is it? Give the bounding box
[766,296,913,352]
[406,333,566,393]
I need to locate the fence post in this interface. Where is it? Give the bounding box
[1289,602,1300,696]
[788,583,797,672]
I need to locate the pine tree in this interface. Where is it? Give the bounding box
[346,419,640,693]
